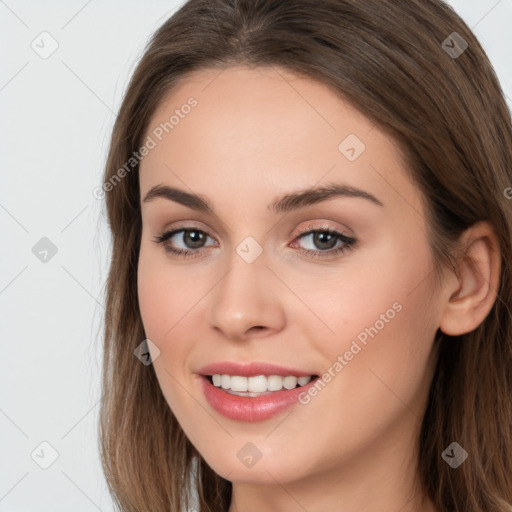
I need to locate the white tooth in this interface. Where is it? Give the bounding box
[215,374,312,392]
[267,375,283,391]
[221,374,231,389]
[230,376,248,392]
[283,376,298,390]
[298,376,312,386]
[248,375,268,392]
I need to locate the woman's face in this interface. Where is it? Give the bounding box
[138,66,445,492]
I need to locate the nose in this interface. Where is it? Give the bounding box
[208,248,286,341]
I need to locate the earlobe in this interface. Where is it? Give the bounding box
[438,222,501,337]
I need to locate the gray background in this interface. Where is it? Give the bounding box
[1,1,511,510]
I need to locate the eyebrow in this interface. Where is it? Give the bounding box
[142,182,384,214]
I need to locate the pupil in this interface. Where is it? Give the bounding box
[314,232,336,249]
[186,230,204,248]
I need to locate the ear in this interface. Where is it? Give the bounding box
[439,221,501,336]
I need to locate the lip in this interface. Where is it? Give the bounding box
[199,375,319,422]
[197,361,316,378]
[196,361,319,422]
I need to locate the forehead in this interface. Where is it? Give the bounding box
[139,65,422,218]
[144,65,378,153]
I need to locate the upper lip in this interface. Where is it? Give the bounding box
[197,361,317,377]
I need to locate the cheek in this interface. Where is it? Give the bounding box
[293,247,427,345]
[137,258,170,340]
[137,243,198,340]
[299,234,437,389]
[339,271,436,416]
[137,251,194,412]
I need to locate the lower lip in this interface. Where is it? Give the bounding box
[199,375,318,422]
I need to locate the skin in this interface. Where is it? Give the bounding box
[137,65,500,512]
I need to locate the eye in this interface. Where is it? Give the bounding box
[153,225,357,260]
[291,227,357,259]
[152,228,217,259]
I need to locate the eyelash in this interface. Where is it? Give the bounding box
[152,225,357,260]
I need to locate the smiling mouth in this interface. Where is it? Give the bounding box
[205,374,320,397]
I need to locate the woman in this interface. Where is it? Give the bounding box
[98,1,512,510]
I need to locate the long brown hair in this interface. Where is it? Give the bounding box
[98,1,512,510]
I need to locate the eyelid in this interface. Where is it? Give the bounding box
[157,221,353,242]
[159,220,219,239]
[293,222,354,239]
